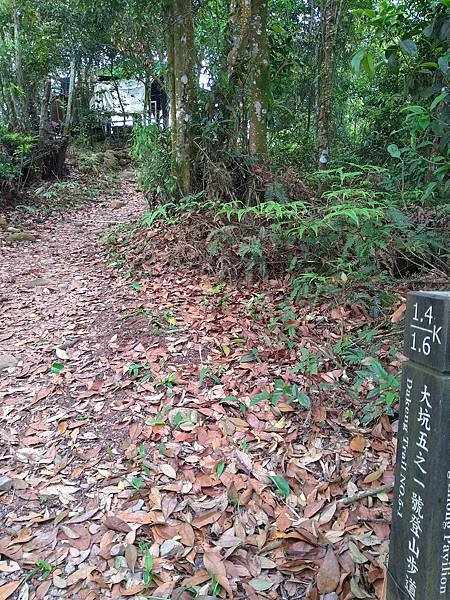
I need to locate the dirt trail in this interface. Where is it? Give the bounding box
[0,172,145,374]
[0,172,391,599]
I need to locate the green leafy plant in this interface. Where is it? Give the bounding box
[199,365,224,385]
[132,123,176,203]
[353,357,400,424]
[155,372,177,395]
[51,362,65,375]
[291,348,319,376]
[129,475,143,494]
[268,475,291,498]
[125,363,154,383]
[143,549,153,585]
[250,379,311,408]
[216,460,226,477]
[25,560,53,583]
[209,574,222,597]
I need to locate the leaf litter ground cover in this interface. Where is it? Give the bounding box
[0,172,439,600]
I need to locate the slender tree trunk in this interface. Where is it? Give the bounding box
[0,76,16,129]
[38,79,51,142]
[111,76,127,127]
[37,79,51,174]
[249,0,269,158]
[313,0,321,131]
[2,24,23,130]
[54,58,76,178]
[63,57,76,138]
[8,86,23,130]
[172,0,197,196]
[143,73,150,124]
[166,0,178,167]
[317,0,342,170]
[224,0,251,152]
[12,1,30,132]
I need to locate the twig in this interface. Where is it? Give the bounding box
[340,483,394,506]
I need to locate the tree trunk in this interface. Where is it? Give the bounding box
[171,0,197,196]
[12,1,30,132]
[8,87,22,130]
[37,79,52,176]
[0,77,17,129]
[317,0,342,170]
[2,20,24,130]
[249,0,269,158]
[63,57,76,137]
[38,79,51,142]
[166,0,178,167]
[221,0,251,152]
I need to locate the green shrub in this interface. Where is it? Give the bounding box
[140,163,448,284]
[0,124,36,198]
[132,124,176,203]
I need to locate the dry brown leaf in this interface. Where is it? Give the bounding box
[0,561,20,573]
[54,510,70,526]
[119,583,146,596]
[304,499,325,518]
[161,495,178,520]
[66,565,96,586]
[60,525,80,539]
[192,510,223,529]
[103,516,132,533]
[178,522,195,547]
[35,579,52,599]
[235,449,253,473]
[203,549,234,598]
[152,582,176,597]
[390,303,406,323]
[364,467,384,484]
[125,544,138,572]
[316,546,340,593]
[67,507,100,524]
[114,511,155,525]
[182,569,210,587]
[10,528,35,545]
[350,435,366,453]
[318,502,337,525]
[0,580,21,600]
[160,464,177,479]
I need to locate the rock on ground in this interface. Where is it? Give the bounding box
[0,353,19,371]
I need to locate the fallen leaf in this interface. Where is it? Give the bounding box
[390,303,406,323]
[66,565,96,586]
[350,435,366,453]
[125,544,138,572]
[203,549,233,598]
[316,546,340,593]
[55,347,69,360]
[119,583,146,596]
[103,516,132,533]
[364,468,384,484]
[0,581,22,600]
[192,510,223,528]
[160,464,177,479]
[249,578,273,591]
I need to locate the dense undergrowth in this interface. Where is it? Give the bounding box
[110,155,449,290]
[0,125,36,200]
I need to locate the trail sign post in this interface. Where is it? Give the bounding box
[387,291,450,600]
